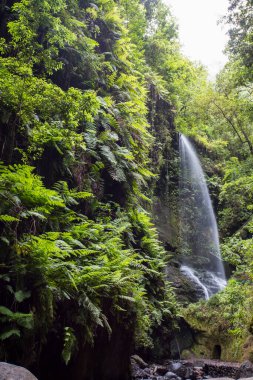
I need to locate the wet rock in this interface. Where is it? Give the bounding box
[171,363,183,371]
[131,364,153,379]
[0,362,37,380]
[131,354,148,368]
[132,367,153,379]
[164,371,180,380]
[168,361,194,379]
[131,354,152,379]
[151,364,168,376]
[236,361,253,379]
[194,361,205,367]
[131,358,161,379]
[193,366,205,380]
[165,265,202,304]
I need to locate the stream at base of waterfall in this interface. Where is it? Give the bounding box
[179,135,226,299]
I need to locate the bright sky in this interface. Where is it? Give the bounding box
[165,0,230,79]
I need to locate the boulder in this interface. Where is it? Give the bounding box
[150,364,168,376]
[0,362,37,380]
[164,371,181,380]
[192,366,205,380]
[131,357,155,379]
[131,354,148,368]
[236,361,253,379]
[168,361,194,379]
[171,362,183,372]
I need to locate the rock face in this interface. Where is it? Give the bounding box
[165,265,202,305]
[0,362,38,380]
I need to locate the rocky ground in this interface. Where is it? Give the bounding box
[131,356,253,380]
[0,356,252,380]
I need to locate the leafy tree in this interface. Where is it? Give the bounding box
[225,0,253,83]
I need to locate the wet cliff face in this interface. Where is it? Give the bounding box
[165,265,205,305]
[36,310,135,380]
[148,89,179,249]
[69,316,135,380]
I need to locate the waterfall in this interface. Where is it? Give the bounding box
[179,134,226,299]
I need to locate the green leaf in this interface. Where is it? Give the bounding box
[62,327,77,365]
[0,306,15,317]
[14,290,31,303]
[0,215,19,222]
[0,329,20,341]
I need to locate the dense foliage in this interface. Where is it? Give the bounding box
[1,0,253,375]
[0,0,187,377]
[177,0,253,362]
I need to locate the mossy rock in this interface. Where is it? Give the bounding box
[242,336,253,362]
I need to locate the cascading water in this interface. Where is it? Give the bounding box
[179,134,226,299]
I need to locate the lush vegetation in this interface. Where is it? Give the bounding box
[0,0,184,377]
[1,0,253,377]
[177,0,253,362]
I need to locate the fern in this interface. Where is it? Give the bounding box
[0,215,19,222]
[0,329,21,341]
[0,0,181,365]
[62,327,77,365]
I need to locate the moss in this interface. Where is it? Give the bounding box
[182,280,253,362]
